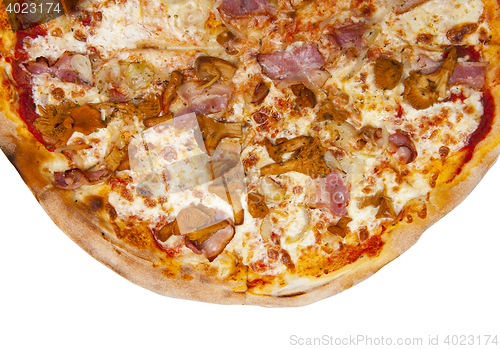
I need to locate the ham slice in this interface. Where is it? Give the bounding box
[313,172,350,216]
[388,130,417,164]
[175,82,234,118]
[330,22,369,49]
[54,168,110,189]
[416,54,488,89]
[258,44,330,89]
[219,0,273,16]
[184,225,235,261]
[24,52,90,84]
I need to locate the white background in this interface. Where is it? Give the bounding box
[1,151,499,349]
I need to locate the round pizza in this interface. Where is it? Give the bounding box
[1,0,499,306]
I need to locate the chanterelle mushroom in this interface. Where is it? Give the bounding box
[260,137,331,178]
[197,115,243,154]
[264,136,312,163]
[403,47,458,110]
[195,56,237,89]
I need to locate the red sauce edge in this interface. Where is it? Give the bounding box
[461,89,495,167]
[12,29,54,150]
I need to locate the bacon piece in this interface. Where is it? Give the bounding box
[416,55,488,89]
[54,168,110,189]
[175,82,234,118]
[313,172,350,216]
[24,52,90,84]
[219,0,273,16]
[258,44,330,89]
[54,169,88,189]
[448,62,489,89]
[184,225,235,261]
[388,130,417,164]
[330,22,369,49]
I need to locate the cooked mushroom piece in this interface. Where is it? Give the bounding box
[247,192,269,219]
[251,81,270,105]
[260,138,331,178]
[143,113,173,128]
[316,100,349,123]
[216,30,238,54]
[373,58,403,90]
[291,84,317,108]
[162,70,183,113]
[195,56,237,89]
[197,115,243,154]
[264,136,312,163]
[327,216,353,238]
[403,47,458,110]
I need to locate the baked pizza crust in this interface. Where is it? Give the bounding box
[1,0,500,307]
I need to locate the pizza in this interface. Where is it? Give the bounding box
[1,0,500,307]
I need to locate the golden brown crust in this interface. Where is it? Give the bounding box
[1,0,500,307]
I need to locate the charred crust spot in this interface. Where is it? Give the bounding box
[84,195,104,212]
[358,226,369,242]
[281,250,295,272]
[279,292,306,298]
[50,27,63,37]
[74,29,87,42]
[105,203,118,220]
[446,23,478,44]
[417,33,434,44]
[50,87,65,100]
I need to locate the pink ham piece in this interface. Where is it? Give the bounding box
[54,169,88,189]
[175,82,234,118]
[330,22,369,49]
[313,172,350,216]
[24,52,91,84]
[184,225,235,262]
[448,62,489,89]
[258,44,330,89]
[416,54,488,89]
[219,0,273,16]
[54,168,110,189]
[388,130,417,164]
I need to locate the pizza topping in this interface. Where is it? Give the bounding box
[195,56,237,89]
[257,44,330,89]
[291,84,317,108]
[54,168,109,189]
[175,82,234,117]
[388,130,417,164]
[216,30,238,55]
[373,58,403,90]
[218,0,273,16]
[25,52,90,84]
[264,136,312,163]
[416,54,488,89]
[312,172,349,216]
[161,70,184,113]
[403,47,458,110]
[65,104,105,135]
[330,22,369,49]
[247,192,269,218]
[54,169,88,189]
[185,224,235,262]
[260,138,331,178]
[251,81,270,105]
[197,114,243,154]
[448,62,489,89]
